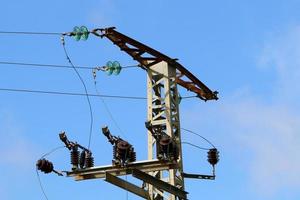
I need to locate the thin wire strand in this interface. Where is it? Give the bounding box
[0,31,62,35]
[94,83,127,139]
[0,61,139,70]
[182,142,210,151]
[0,87,147,99]
[61,36,94,149]
[181,128,216,148]
[36,145,65,200]
[40,146,65,158]
[36,169,49,200]
[0,87,196,101]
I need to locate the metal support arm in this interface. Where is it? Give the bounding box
[132,169,188,200]
[91,27,218,101]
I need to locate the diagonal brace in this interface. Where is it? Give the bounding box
[105,172,149,199]
[132,169,188,199]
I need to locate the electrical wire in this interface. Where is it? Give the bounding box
[36,146,65,200]
[61,36,94,150]
[36,169,49,200]
[0,87,147,99]
[94,83,128,139]
[182,142,210,151]
[181,128,216,148]
[40,146,66,158]
[0,87,195,100]
[0,61,139,70]
[0,31,62,35]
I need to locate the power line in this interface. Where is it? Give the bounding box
[0,87,196,100]
[61,36,94,150]
[0,31,62,35]
[94,82,128,139]
[36,145,65,200]
[182,142,210,151]
[0,87,147,99]
[0,61,139,70]
[181,128,216,148]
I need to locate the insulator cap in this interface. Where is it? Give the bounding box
[105,61,122,76]
[117,141,130,150]
[159,135,172,146]
[72,26,89,41]
[85,153,94,168]
[207,148,219,166]
[36,159,54,174]
[71,148,79,167]
[79,150,86,169]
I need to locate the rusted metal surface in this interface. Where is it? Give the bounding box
[91,27,218,101]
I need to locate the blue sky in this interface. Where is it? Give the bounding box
[1,1,300,200]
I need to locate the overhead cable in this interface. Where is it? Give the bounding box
[0,61,138,70]
[0,31,62,35]
[181,128,216,148]
[0,87,195,100]
[182,142,210,151]
[94,82,128,139]
[36,146,65,200]
[0,87,197,100]
[61,36,94,150]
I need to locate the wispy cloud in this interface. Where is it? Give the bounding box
[259,26,300,104]
[183,25,300,198]
[86,0,118,27]
[221,96,300,195]
[228,26,300,195]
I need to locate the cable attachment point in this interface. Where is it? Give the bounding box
[72,26,90,41]
[92,61,122,81]
[145,121,179,161]
[104,61,122,75]
[60,35,65,45]
[101,126,136,166]
[59,131,94,170]
[207,148,219,176]
[36,159,63,176]
[92,66,106,80]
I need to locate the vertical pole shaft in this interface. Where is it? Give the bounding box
[147,61,184,200]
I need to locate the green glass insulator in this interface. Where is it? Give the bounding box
[80,26,89,41]
[112,61,121,75]
[106,61,114,76]
[73,26,81,41]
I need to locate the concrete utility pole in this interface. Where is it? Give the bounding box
[38,27,219,200]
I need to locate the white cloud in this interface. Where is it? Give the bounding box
[183,25,300,198]
[86,0,117,27]
[221,97,300,195]
[259,26,300,104]
[226,26,300,195]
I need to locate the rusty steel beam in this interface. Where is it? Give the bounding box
[91,27,218,101]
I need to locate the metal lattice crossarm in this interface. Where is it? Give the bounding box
[91,27,218,101]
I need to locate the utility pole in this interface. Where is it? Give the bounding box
[147,61,184,199]
[37,27,219,200]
